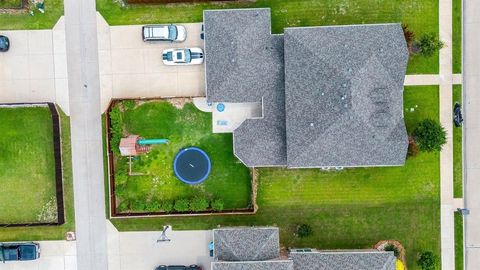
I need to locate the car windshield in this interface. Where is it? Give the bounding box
[184,49,191,63]
[0,247,4,262]
[168,25,177,40]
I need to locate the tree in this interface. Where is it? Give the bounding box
[417,33,444,57]
[402,24,416,54]
[417,251,438,270]
[413,119,447,152]
[296,224,313,238]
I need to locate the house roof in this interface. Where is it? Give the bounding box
[213,227,280,261]
[211,260,294,270]
[289,250,396,270]
[204,9,287,166]
[203,8,409,168]
[284,24,409,167]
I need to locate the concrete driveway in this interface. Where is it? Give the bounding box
[107,221,213,270]
[0,241,76,270]
[98,15,206,111]
[0,18,69,114]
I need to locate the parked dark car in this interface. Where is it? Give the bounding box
[0,35,10,52]
[454,102,463,127]
[155,265,202,270]
[0,242,40,262]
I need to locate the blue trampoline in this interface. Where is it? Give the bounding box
[173,147,211,184]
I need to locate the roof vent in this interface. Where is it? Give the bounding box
[310,123,315,127]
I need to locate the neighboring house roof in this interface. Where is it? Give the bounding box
[284,25,409,168]
[204,9,287,167]
[211,260,294,270]
[289,250,396,270]
[203,8,408,168]
[213,227,280,261]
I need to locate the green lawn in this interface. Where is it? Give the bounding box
[0,0,22,8]
[453,85,463,198]
[111,86,440,270]
[0,107,75,241]
[112,100,251,213]
[0,0,64,30]
[0,107,56,224]
[97,0,439,74]
[453,0,462,73]
[455,212,464,270]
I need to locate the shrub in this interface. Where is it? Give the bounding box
[117,201,130,212]
[190,197,209,211]
[161,201,174,213]
[296,224,313,238]
[109,106,124,154]
[402,24,415,53]
[122,100,136,111]
[211,199,225,211]
[413,119,447,152]
[417,251,438,270]
[145,200,161,212]
[407,136,420,158]
[132,200,146,211]
[417,33,444,57]
[174,199,190,212]
[384,243,400,257]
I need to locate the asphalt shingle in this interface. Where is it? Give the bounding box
[284,24,409,167]
[212,260,294,270]
[290,250,397,270]
[213,227,280,262]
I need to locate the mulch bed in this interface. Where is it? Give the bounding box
[375,239,408,269]
[126,0,236,4]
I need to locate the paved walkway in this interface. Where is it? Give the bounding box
[438,0,456,268]
[64,0,109,269]
[463,0,480,269]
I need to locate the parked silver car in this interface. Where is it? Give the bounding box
[142,25,186,42]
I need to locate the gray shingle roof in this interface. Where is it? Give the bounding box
[290,250,396,270]
[212,260,294,270]
[284,24,409,167]
[204,8,408,168]
[204,9,287,166]
[213,227,280,261]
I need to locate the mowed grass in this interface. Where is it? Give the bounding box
[0,0,22,8]
[455,212,464,270]
[97,0,438,74]
[0,107,75,241]
[453,0,462,73]
[113,101,251,211]
[111,86,440,270]
[0,0,64,30]
[0,107,56,224]
[453,85,463,198]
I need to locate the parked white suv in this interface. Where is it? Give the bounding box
[162,48,204,65]
[142,25,186,42]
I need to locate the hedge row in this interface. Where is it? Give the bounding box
[118,197,225,213]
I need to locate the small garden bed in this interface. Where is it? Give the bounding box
[107,99,253,216]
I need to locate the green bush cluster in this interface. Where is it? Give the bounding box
[413,119,447,152]
[109,106,123,154]
[122,100,136,111]
[417,251,438,270]
[117,197,225,213]
[384,243,400,257]
[296,224,313,238]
